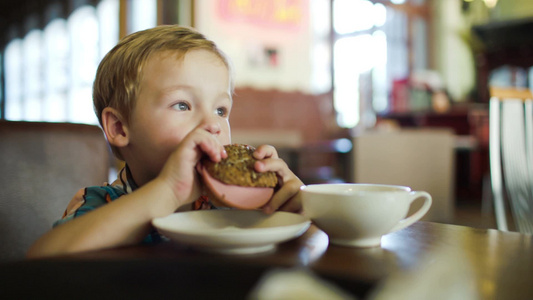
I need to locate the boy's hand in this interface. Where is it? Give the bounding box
[158,126,227,209]
[253,145,304,214]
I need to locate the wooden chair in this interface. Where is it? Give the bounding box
[0,121,111,261]
[489,87,533,234]
[352,128,456,223]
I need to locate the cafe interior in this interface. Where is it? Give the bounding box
[1,0,533,298]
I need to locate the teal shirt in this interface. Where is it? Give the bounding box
[54,167,162,244]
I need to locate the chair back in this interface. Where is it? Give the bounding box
[0,121,111,261]
[489,87,533,233]
[352,128,456,222]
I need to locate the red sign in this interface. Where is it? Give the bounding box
[217,0,305,30]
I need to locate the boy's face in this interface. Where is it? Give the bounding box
[125,49,232,185]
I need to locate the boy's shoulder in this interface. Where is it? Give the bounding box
[79,184,131,211]
[87,184,128,201]
[54,184,163,244]
[54,185,128,227]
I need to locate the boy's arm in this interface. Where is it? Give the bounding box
[27,128,226,259]
[26,177,177,258]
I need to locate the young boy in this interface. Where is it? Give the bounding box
[27,25,303,258]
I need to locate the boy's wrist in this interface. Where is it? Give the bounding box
[155,175,196,209]
[141,177,186,218]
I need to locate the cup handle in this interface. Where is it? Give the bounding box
[389,191,432,233]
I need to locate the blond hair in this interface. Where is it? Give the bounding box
[93,25,233,159]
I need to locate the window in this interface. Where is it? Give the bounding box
[3,0,120,124]
[98,0,121,57]
[332,0,428,128]
[44,19,69,122]
[22,30,44,121]
[4,39,23,120]
[68,6,99,124]
[128,0,157,33]
[1,0,160,123]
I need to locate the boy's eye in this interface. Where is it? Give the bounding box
[216,107,228,117]
[172,102,190,111]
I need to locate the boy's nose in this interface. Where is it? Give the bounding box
[202,121,221,136]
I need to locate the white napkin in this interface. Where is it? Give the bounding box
[248,268,357,300]
[368,246,478,300]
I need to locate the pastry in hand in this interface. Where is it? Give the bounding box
[198,144,278,209]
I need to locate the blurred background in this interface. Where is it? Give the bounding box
[1,0,532,226]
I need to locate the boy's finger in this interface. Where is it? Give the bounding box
[183,129,226,163]
[253,144,279,159]
[254,158,290,181]
[262,180,303,213]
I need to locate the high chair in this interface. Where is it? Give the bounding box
[489,86,533,233]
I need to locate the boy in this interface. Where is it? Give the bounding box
[27,25,303,258]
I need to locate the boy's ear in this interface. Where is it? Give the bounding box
[102,107,129,148]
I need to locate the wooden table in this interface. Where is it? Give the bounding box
[1,222,532,299]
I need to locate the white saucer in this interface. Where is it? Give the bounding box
[152,210,311,254]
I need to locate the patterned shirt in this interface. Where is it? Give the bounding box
[54,165,214,243]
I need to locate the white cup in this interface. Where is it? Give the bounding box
[301,183,432,247]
